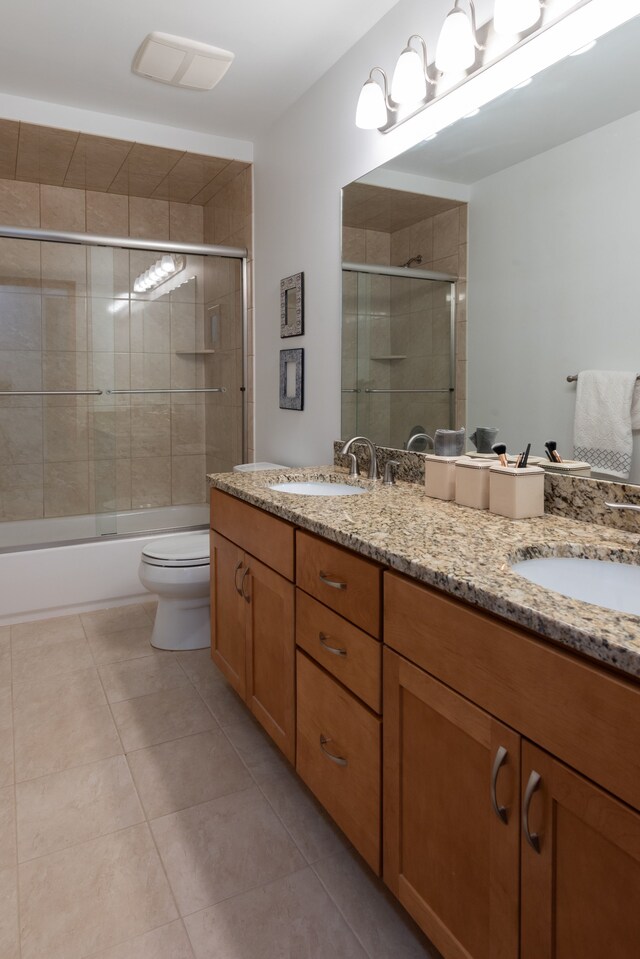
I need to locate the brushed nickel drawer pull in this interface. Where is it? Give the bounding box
[239,566,250,602]
[523,770,542,853]
[319,572,347,590]
[319,735,348,766]
[490,745,509,825]
[319,633,347,657]
[234,560,243,596]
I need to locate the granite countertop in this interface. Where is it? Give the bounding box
[208,466,640,680]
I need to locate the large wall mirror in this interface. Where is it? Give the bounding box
[341,14,640,484]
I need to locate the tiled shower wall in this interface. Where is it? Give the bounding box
[0,172,251,523]
[342,203,467,448]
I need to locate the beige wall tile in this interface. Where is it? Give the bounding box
[0,785,16,869]
[0,179,39,227]
[131,455,171,507]
[0,120,19,179]
[129,197,169,240]
[16,755,144,862]
[86,191,129,236]
[170,405,205,455]
[18,823,177,959]
[41,241,87,297]
[43,407,89,462]
[42,295,87,351]
[43,460,90,516]
[0,408,43,464]
[0,866,19,959]
[365,229,390,266]
[171,454,207,504]
[40,185,85,232]
[169,202,203,243]
[432,208,460,261]
[131,405,171,457]
[0,236,41,284]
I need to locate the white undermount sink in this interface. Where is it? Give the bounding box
[511,557,640,616]
[268,481,367,496]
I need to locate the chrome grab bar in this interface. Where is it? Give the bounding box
[363,388,453,394]
[0,390,103,396]
[567,373,640,383]
[106,388,226,394]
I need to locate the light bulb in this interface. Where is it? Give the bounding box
[493,0,542,36]
[355,78,388,129]
[161,254,176,273]
[435,8,477,74]
[391,47,427,106]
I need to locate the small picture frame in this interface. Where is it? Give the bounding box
[279,348,304,411]
[280,272,304,337]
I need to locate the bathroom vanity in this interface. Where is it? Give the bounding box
[209,468,640,959]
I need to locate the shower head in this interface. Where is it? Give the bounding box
[400,254,423,268]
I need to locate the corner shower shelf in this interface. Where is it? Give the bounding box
[370,355,407,361]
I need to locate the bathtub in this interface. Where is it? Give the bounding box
[0,504,209,625]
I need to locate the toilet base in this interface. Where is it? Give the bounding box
[151,595,210,651]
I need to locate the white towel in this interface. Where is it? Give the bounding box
[573,370,638,479]
[632,381,640,430]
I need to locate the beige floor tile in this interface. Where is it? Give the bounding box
[0,726,14,787]
[313,847,439,959]
[0,785,16,869]
[195,675,251,727]
[87,625,155,666]
[12,666,106,726]
[223,718,290,783]
[151,786,305,915]
[174,648,219,685]
[0,866,19,959]
[81,604,151,638]
[19,823,177,959]
[85,920,194,959]
[258,763,348,864]
[11,613,84,647]
[0,633,10,687]
[128,729,252,819]
[184,867,368,959]
[16,755,144,862]
[11,635,94,685]
[111,684,217,751]
[14,703,122,782]
[98,653,188,703]
[142,601,157,620]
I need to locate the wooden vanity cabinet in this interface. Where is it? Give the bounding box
[384,571,640,959]
[210,492,295,762]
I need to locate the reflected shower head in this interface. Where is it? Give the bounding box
[400,254,423,268]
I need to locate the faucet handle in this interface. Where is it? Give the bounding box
[383,460,400,486]
[345,452,359,477]
[606,501,640,513]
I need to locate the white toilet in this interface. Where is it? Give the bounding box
[139,531,210,651]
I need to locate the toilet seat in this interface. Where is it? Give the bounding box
[142,532,210,568]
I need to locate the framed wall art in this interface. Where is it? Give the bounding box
[280,272,304,337]
[279,348,304,411]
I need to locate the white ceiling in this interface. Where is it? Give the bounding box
[0,0,401,141]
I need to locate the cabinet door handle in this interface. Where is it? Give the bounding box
[239,566,250,602]
[234,560,243,596]
[490,745,509,825]
[522,770,542,853]
[319,734,348,766]
[319,633,347,657]
[319,571,347,590]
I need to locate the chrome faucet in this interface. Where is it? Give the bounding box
[606,501,640,546]
[340,436,379,480]
[406,432,434,453]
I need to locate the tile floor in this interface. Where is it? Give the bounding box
[0,602,440,959]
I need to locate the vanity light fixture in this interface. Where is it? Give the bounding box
[133,254,185,294]
[435,0,484,74]
[493,0,544,37]
[391,35,436,105]
[355,67,391,129]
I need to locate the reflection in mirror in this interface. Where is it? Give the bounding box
[341,15,640,484]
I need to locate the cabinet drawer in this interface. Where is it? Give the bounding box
[296,651,381,873]
[296,530,383,636]
[384,570,640,812]
[296,590,381,712]
[211,489,294,581]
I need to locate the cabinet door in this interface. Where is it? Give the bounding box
[384,648,520,959]
[521,741,640,959]
[210,531,246,697]
[245,553,295,763]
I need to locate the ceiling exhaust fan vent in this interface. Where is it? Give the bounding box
[132,32,234,91]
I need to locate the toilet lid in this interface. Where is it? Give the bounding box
[142,532,210,567]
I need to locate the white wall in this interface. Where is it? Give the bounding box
[468,108,640,482]
[252,0,494,466]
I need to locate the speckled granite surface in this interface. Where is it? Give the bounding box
[208,467,640,680]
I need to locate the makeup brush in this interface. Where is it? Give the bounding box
[491,442,508,467]
[545,440,562,463]
[519,443,532,469]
